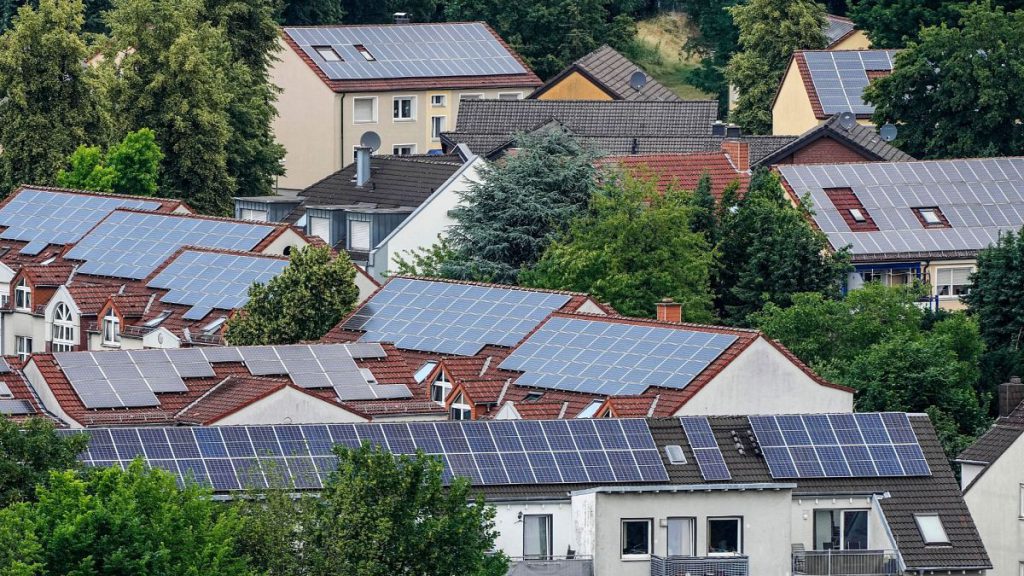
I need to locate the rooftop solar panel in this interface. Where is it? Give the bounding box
[0,399,34,415]
[343,278,572,356]
[64,211,276,280]
[803,50,896,115]
[679,417,732,481]
[499,316,738,396]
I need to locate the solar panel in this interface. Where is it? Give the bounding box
[0,189,161,250]
[803,50,896,115]
[499,316,738,396]
[679,417,731,481]
[343,278,571,356]
[65,418,669,490]
[749,413,931,479]
[285,23,526,81]
[64,211,276,280]
[0,399,34,415]
[147,250,289,319]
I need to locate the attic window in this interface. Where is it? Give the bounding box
[576,399,603,419]
[825,187,878,231]
[413,361,437,383]
[849,209,867,223]
[313,46,342,62]
[143,309,172,328]
[524,391,544,402]
[914,514,950,545]
[665,444,687,465]
[202,317,227,334]
[915,207,949,228]
[354,44,375,61]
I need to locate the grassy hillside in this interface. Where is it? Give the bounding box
[629,12,713,100]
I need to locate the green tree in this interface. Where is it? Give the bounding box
[0,417,86,508]
[0,0,103,195]
[680,0,741,113]
[56,145,116,192]
[443,129,597,284]
[280,0,343,25]
[57,128,163,195]
[964,228,1024,349]
[725,0,828,134]
[844,0,1024,48]
[225,246,359,345]
[392,235,459,277]
[688,172,720,243]
[341,0,439,23]
[523,172,716,321]
[864,3,1024,159]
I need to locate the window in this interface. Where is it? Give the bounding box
[14,279,30,310]
[667,517,696,557]
[393,96,414,120]
[621,519,652,558]
[143,309,172,328]
[920,208,941,225]
[914,514,949,545]
[240,208,268,222]
[707,517,742,555]
[431,369,451,404]
[309,215,331,243]
[664,444,687,465]
[431,94,446,107]
[449,392,471,420]
[915,207,948,227]
[523,515,552,559]
[849,208,867,223]
[498,92,522,100]
[431,116,446,140]
[349,220,371,251]
[414,361,438,383]
[313,46,342,62]
[51,302,74,352]
[524,391,544,402]
[936,267,972,297]
[202,317,227,334]
[353,97,377,123]
[814,510,868,550]
[392,144,415,156]
[102,308,121,346]
[460,93,483,100]
[15,336,32,360]
[576,399,603,418]
[353,44,375,61]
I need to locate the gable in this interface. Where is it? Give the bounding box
[534,69,617,101]
[206,385,369,426]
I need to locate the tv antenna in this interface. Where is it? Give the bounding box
[879,123,898,142]
[629,71,648,91]
[359,131,381,152]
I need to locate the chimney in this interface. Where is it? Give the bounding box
[711,120,726,137]
[725,124,742,138]
[998,376,1024,417]
[355,145,371,187]
[721,138,750,172]
[393,12,410,24]
[655,298,682,323]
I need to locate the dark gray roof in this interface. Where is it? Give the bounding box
[755,114,914,168]
[958,400,1024,465]
[530,45,681,102]
[824,14,856,47]
[282,155,465,225]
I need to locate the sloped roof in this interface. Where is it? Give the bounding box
[957,399,1024,466]
[755,113,913,167]
[789,50,897,119]
[824,14,857,48]
[530,45,681,102]
[599,152,750,199]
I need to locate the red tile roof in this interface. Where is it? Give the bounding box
[19,262,76,287]
[600,153,750,200]
[794,52,826,119]
[0,356,48,422]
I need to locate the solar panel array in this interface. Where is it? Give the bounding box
[147,250,289,320]
[0,189,161,256]
[749,413,931,479]
[0,399,34,415]
[498,316,737,396]
[64,211,276,279]
[54,344,400,409]
[285,23,526,81]
[779,159,1024,256]
[679,416,731,481]
[343,278,572,356]
[803,50,896,115]
[64,419,668,491]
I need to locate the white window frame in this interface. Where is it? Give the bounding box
[353,96,378,124]
[814,509,869,551]
[667,517,697,557]
[308,215,331,244]
[430,94,446,107]
[707,516,743,556]
[392,144,415,156]
[354,44,375,61]
[431,115,446,141]
[849,208,866,223]
[313,45,342,62]
[914,514,950,545]
[102,308,121,346]
[15,336,32,361]
[431,370,451,404]
[621,518,652,559]
[523,514,553,559]
[498,92,523,100]
[449,392,471,420]
[240,207,268,222]
[51,302,75,352]
[935,267,972,299]
[14,278,31,311]
[392,96,415,121]
[460,93,483,100]
[349,219,371,251]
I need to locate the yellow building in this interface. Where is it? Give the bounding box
[824,14,871,50]
[270,22,541,192]
[528,45,681,102]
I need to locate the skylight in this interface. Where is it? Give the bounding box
[354,44,376,61]
[413,361,438,383]
[576,399,604,419]
[918,208,942,225]
[914,514,950,545]
[664,444,687,465]
[849,208,867,223]
[202,317,227,334]
[524,391,544,402]
[314,46,342,62]
[143,310,172,328]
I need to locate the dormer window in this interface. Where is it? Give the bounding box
[449,392,471,420]
[102,308,121,346]
[915,207,948,228]
[914,514,950,545]
[430,369,451,404]
[313,46,342,62]
[14,279,31,310]
[51,302,75,352]
[414,361,438,383]
[354,44,375,61]
[849,209,866,223]
[202,317,227,334]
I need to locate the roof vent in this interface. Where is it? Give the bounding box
[725,124,742,138]
[711,121,726,137]
[665,444,687,465]
[359,367,378,385]
[394,12,410,24]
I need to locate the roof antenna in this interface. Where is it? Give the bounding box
[629,71,648,91]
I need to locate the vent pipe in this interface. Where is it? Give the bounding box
[355,146,371,187]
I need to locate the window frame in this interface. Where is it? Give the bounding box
[620,518,653,559]
[353,96,378,124]
[430,94,446,107]
[667,516,697,557]
[348,219,371,251]
[849,208,867,223]
[14,278,31,311]
[914,514,950,546]
[935,266,972,298]
[392,144,416,156]
[707,516,743,556]
[240,207,268,222]
[813,509,869,551]
[523,514,553,559]
[449,392,471,420]
[431,115,446,141]
[313,45,342,62]
[353,44,375,61]
[308,215,332,244]
[498,92,523,100]
[15,336,32,361]
[431,369,451,404]
[392,96,415,121]
[51,302,75,352]
[102,308,121,346]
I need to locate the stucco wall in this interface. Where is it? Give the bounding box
[535,71,614,101]
[926,259,975,311]
[4,311,46,356]
[213,386,369,426]
[492,500,575,558]
[23,360,81,428]
[772,61,819,136]
[963,434,1024,576]
[789,494,893,551]
[831,31,871,51]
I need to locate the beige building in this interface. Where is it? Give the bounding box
[824,14,871,51]
[270,22,541,192]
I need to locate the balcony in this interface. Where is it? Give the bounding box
[650,555,749,576]
[506,555,593,576]
[792,550,899,576]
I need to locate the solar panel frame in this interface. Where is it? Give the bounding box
[679,417,732,481]
[147,250,289,318]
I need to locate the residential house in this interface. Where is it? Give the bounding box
[66,413,990,575]
[528,45,682,102]
[22,343,442,428]
[235,147,485,281]
[756,113,912,167]
[0,357,48,422]
[600,147,751,198]
[324,277,854,419]
[777,157,1024,310]
[772,49,896,136]
[956,377,1024,576]
[271,21,541,191]
[824,14,871,50]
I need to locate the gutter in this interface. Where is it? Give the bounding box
[572,482,796,496]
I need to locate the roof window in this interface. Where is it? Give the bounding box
[914,514,950,545]
[313,46,342,62]
[665,444,687,465]
[143,309,172,328]
[524,391,544,402]
[576,399,604,419]
[413,361,438,383]
[915,207,948,227]
[354,44,376,61]
[202,316,227,334]
[849,208,867,223]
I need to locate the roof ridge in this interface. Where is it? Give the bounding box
[8,184,186,209]
[552,310,763,335]
[391,275,597,298]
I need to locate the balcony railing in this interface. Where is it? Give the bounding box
[792,550,899,576]
[650,555,749,576]
[506,555,593,576]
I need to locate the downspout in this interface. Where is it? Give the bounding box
[339,93,346,169]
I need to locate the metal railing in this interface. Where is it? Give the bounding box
[792,550,899,576]
[506,555,593,576]
[651,555,749,576]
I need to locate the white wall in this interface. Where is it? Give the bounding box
[43,287,81,351]
[492,500,575,558]
[963,434,1024,576]
[4,311,47,356]
[789,494,893,551]
[676,337,853,416]
[212,386,370,426]
[23,359,81,428]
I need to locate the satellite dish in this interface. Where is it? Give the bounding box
[839,111,857,130]
[880,123,898,142]
[359,131,381,152]
[629,71,648,91]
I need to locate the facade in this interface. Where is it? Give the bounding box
[824,14,871,50]
[528,45,682,102]
[270,22,541,191]
[756,113,913,167]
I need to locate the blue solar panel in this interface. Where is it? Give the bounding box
[679,417,732,481]
[500,316,738,396]
[749,413,931,479]
[342,278,571,355]
[803,50,896,115]
[63,419,669,490]
[0,189,161,249]
[64,211,275,280]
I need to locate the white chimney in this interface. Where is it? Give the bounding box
[355,146,371,187]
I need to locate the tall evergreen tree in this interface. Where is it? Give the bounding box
[964,227,1024,350]
[0,0,103,195]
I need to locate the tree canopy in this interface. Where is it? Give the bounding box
[57,128,163,195]
[964,227,1024,350]
[0,417,86,508]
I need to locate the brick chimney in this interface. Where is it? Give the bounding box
[721,139,750,172]
[656,298,682,323]
[998,376,1024,417]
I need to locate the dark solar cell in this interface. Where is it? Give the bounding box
[680,417,732,481]
[0,189,161,248]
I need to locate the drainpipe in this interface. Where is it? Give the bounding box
[339,93,346,169]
